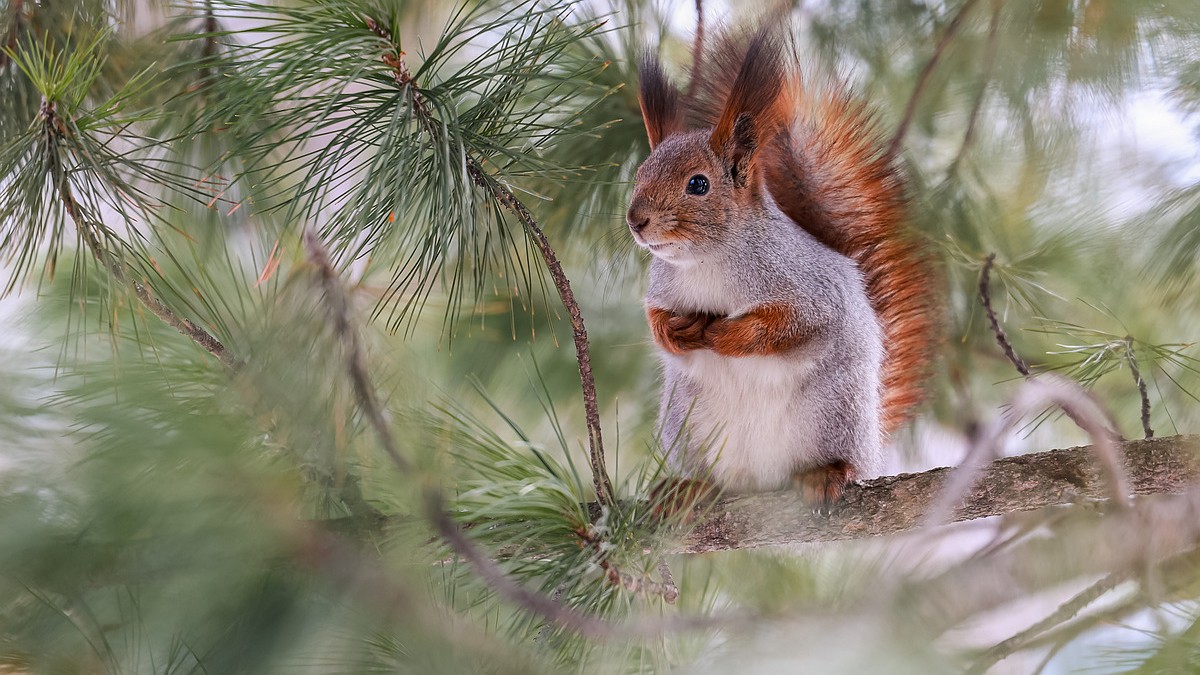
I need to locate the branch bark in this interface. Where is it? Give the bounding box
[682,435,1200,553]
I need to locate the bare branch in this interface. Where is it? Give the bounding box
[979,252,1031,377]
[42,99,237,370]
[364,19,614,505]
[925,376,1129,528]
[683,434,1197,553]
[1125,337,1154,439]
[969,570,1129,674]
[887,0,983,158]
[949,0,1002,174]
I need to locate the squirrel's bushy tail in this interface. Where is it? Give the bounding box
[688,25,941,437]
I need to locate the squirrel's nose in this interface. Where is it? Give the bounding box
[627,209,650,234]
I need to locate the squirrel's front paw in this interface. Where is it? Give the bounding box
[648,308,714,353]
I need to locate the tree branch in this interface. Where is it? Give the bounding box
[684,0,704,103]
[306,230,733,639]
[1125,337,1154,439]
[41,99,237,370]
[948,0,1002,175]
[682,435,1200,553]
[364,17,614,505]
[979,252,1030,377]
[887,0,983,158]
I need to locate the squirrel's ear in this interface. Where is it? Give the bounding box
[709,30,788,187]
[638,55,682,150]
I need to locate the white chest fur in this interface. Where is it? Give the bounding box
[664,348,819,491]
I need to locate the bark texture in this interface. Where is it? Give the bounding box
[683,435,1200,553]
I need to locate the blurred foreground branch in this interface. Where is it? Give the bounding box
[683,435,1200,553]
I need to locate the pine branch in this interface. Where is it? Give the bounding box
[887,0,983,157]
[363,17,614,506]
[980,252,1030,377]
[40,98,237,370]
[1125,336,1154,439]
[682,435,1199,553]
[305,230,734,639]
[948,0,1001,174]
[968,570,1129,673]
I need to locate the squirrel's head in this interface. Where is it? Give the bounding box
[627,32,789,265]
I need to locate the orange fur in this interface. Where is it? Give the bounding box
[794,461,857,509]
[648,307,714,354]
[705,303,809,357]
[649,477,720,523]
[683,27,941,437]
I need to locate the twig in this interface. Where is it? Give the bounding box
[198,0,219,87]
[576,524,679,603]
[305,230,729,639]
[1125,337,1154,439]
[41,99,237,370]
[0,0,24,69]
[364,17,614,505]
[979,253,1031,376]
[949,0,1002,174]
[684,0,704,103]
[979,254,1127,436]
[887,0,983,158]
[968,570,1129,673]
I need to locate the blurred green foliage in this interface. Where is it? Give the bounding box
[0,0,1199,672]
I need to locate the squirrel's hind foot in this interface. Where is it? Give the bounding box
[795,461,858,516]
[649,477,719,525]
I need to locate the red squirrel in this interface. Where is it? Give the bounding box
[628,26,940,510]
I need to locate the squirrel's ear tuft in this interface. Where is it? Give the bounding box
[638,54,683,150]
[709,29,789,187]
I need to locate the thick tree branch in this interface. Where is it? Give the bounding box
[683,435,1200,553]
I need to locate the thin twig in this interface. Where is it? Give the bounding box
[41,99,236,370]
[684,0,704,103]
[979,252,1031,376]
[1125,337,1154,439]
[949,0,1002,174]
[979,254,1128,435]
[198,0,219,87]
[365,17,614,505]
[968,570,1130,674]
[0,0,24,69]
[305,230,734,639]
[577,524,679,603]
[887,0,983,158]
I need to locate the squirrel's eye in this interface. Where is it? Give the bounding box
[685,175,710,196]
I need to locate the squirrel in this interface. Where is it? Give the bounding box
[628,25,940,510]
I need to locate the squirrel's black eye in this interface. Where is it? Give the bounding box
[685,174,710,196]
